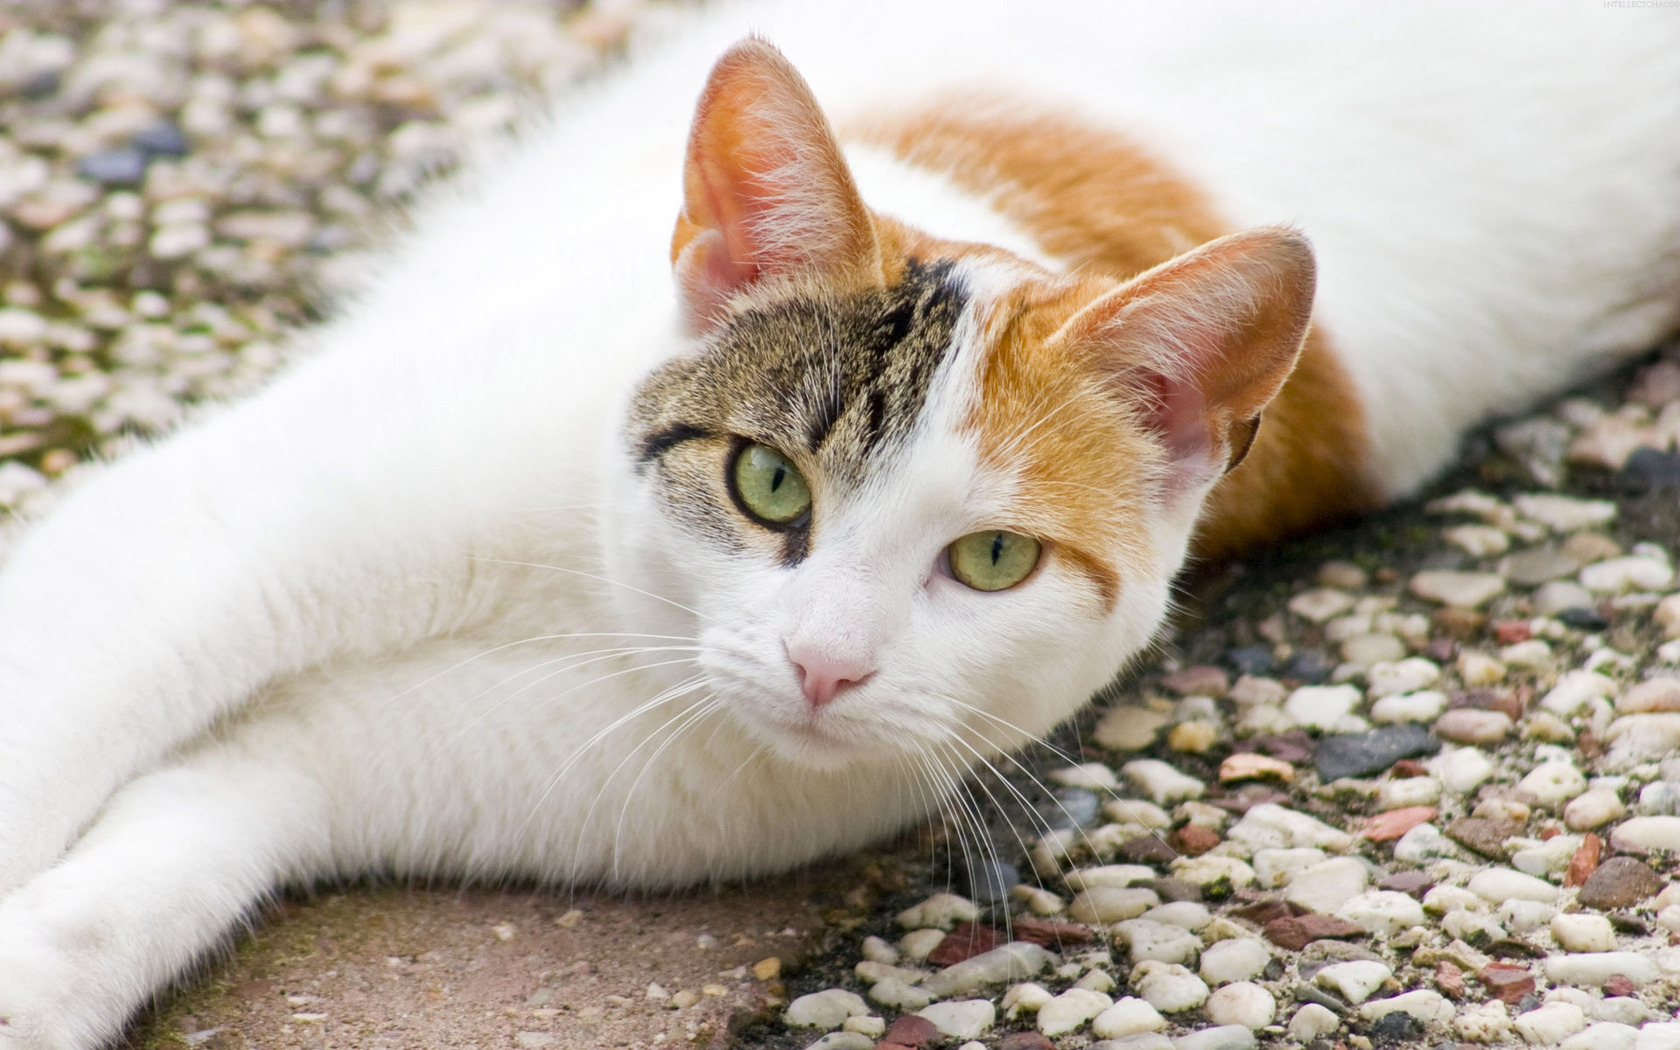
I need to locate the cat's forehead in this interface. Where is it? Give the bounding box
[635,259,968,486]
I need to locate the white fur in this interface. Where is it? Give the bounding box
[0,2,1675,1046]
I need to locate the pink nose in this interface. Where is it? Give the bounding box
[788,649,875,709]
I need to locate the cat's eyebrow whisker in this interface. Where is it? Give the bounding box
[467,556,717,624]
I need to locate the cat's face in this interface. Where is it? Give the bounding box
[605,39,1313,770]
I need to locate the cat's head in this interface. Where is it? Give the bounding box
[609,39,1313,770]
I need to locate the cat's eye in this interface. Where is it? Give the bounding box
[947,530,1042,591]
[730,443,812,527]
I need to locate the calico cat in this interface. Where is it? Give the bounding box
[0,1,1677,1046]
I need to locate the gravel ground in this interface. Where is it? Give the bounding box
[5,3,1680,1050]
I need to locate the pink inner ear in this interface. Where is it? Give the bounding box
[1144,370,1213,467]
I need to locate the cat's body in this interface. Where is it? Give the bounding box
[0,2,1677,1046]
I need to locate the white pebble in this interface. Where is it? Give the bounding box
[1512,1001,1586,1045]
[1564,788,1627,830]
[1063,864,1158,890]
[1168,855,1256,891]
[1114,919,1201,966]
[1610,815,1680,852]
[1498,899,1556,934]
[867,977,931,1011]
[1091,996,1167,1038]
[1606,714,1680,760]
[1284,857,1369,912]
[1550,913,1616,953]
[785,989,868,1029]
[1313,960,1391,1005]
[1393,822,1450,864]
[1002,982,1053,1018]
[1289,588,1354,623]
[801,1033,873,1050]
[897,928,945,961]
[1132,960,1210,1013]
[1069,887,1159,924]
[1518,761,1588,806]
[1371,690,1447,724]
[1252,847,1325,888]
[1038,987,1113,1036]
[1121,760,1206,804]
[1501,639,1554,669]
[915,1000,996,1041]
[1445,524,1511,557]
[1334,890,1426,937]
[897,893,979,930]
[1560,1022,1640,1050]
[1592,997,1651,1026]
[1141,901,1212,931]
[1543,952,1658,987]
[1051,762,1120,790]
[1377,776,1441,810]
[1226,803,1353,852]
[1513,494,1617,532]
[1542,671,1616,717]
[1455,1001,1511,1042]
[1284,684,1362,730]
[1198,938,1271,987]
[1368,658,1441,698]
[1429,746,1496,792]
[1356,989,1453,1025]
[1634,1021,1680,1050]
[1171,1025,1257,1050]
[1203,982,1275,1030]
[920,942,1055,998]
[1581,556,1673,594]
[1410,569,1506,608]
[1288,1003,1340,1041]
[860,936,898,965]
[1469,868,1558,903]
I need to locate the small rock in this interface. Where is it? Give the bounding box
[1037,988,1113,1036]
[1167,721,1220,754]
[868,977,933,1011]
[1445,524,1511,557]
[1203,982,1275,1030]
[786,989,869,1029]
[1365,806,1438,842]
[1002,982,1054,1019]
[1287,1003,1340,1041]
[1141,901,1211,931]
[1511,1001,1586,1045]
[1314,960,1392,1005]
[1455,1000,1512,1043]
[1263,914,1367,950]
[1314,723,1439,781]
[1534,581,1597,616]
[1069,887,1159,924]
[915,1000,995,1042]
[898,894,980,931]
[1333,890,1426,937]
[1091,997,1166,1039]
[1431,746,1496,793]
[1619,676,1680,714]
[1517,762,1587,807]
[1411,570,1506,608]
[1457,651,1509,686]
[1370,690,1447,724]
[1285,684,1361,731]
[1227,803,1354,852]
[1542,952,1658,987]
[1564,789,1626,831]
[1218,753,1294,784]
[1447,816,1524,858]
[1198,939,1270,986]
[1121,760,1206,805]
[879,1016,937,1045]
[1161,666,1229,697]
[1478,963,1535,1005]
[898,929,946,962]
[1170,1026,1257,1050]
[1550,913,1616,953]
[1561,1023,1641,1050]
[1504,546,1585,586]
[1377,776,1441,811]
[1581,556,1674,594]
[1608,815,1680,853]
[1284,857,1369,912]
[1605,713,1680,760]
[1469,868,1557,903]
[1289,588,1355,623]
[1113,919,1201,965]
[1342,632,1406,667]
[1094,705,1173,752]
[1576,856,1663,909]
[921,943,1055,998]
[1513,494,1617,532]
[1434,708,1513,745]
[1131,960,1210,1013]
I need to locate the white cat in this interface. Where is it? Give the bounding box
[0,2,1676,1046]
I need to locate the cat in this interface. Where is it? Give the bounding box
[0,1,1677,1046]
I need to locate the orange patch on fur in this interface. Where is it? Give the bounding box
[851,98,1380,561]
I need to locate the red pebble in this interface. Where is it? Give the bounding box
[1479,963,1535,1005]
[1493,620,1533,645]
[1435,961,1467,1000]
[881,1014,940,1047]
[1603,974,1637,998]
[925,922,1003,966]
[1171,824,1222,856]
[1390,759,1429,778]
[1009,917,1095,948]
[1565,833,1604,888]
[1365,806,1438,842]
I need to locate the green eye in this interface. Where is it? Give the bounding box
[948,530,1042,591]
[731,443,812,527]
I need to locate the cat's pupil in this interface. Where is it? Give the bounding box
[990,532,1003,565]
[771,467,785,492]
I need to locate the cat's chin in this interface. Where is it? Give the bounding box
[744,712,916,772]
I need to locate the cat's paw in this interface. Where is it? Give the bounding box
[0,887,140,1050]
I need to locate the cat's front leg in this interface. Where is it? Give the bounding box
[0,747,333,1050]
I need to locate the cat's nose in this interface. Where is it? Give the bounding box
[787,647,875,709]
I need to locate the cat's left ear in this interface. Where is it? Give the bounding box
[1058,226,1316,492]
[672,38,882,335]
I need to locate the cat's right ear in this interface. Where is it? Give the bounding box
[672,38,882,335]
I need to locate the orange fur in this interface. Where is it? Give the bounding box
[850,99,1380,561]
